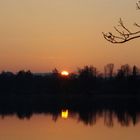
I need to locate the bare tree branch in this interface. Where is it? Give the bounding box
[103,2,140,44]
[136,1,140,9]
[134,22,140,28]
[103,18,140,44]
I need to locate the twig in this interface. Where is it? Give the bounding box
[103,19,140,44]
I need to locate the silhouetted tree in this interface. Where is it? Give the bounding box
[17,70,33,78]
[116,64,132,80]
[52,68,59,78]
[78,66,98,91]
[104,63,114,78]
[120,64,131,77]
[132,65,139,77]
[78,66,97,79]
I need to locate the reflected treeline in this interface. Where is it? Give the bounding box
[0,64,140,94]
[0,95,140,127]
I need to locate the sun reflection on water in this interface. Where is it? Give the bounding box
[61,110,69,119]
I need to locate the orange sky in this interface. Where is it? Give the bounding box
[0,0,140,73]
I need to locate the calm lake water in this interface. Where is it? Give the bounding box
[0,111,140,140]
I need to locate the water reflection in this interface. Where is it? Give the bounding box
[61,110,69,119]
[1,109,139,127]
[0,95,140,127]
[0,110,139,127]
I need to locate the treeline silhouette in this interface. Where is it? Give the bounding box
[0,64,140,126]
[0,64,140,95]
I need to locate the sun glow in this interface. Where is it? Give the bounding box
[61,71,69,76]
[61,110,69,119]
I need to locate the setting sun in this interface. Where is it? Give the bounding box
[61,71,69,76]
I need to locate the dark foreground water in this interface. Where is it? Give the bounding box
[0,94,140,140]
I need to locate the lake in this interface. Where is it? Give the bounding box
[0,110,140,140]
[0,94,140,139]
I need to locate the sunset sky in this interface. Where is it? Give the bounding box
[0,0,140,73]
